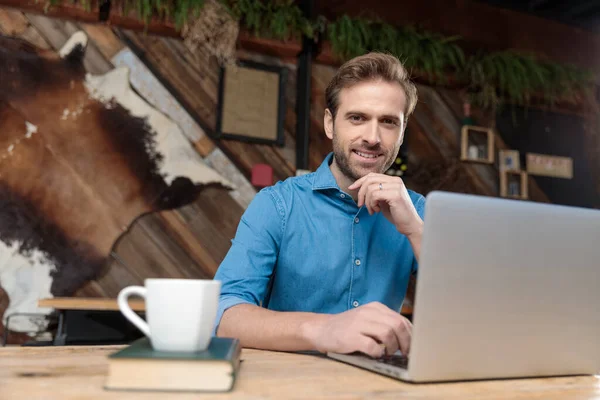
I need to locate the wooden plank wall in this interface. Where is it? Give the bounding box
[76,185,244,298]
[117,30,300,183]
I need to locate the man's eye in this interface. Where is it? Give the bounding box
[383,119,398,126]
[350,115,363,121]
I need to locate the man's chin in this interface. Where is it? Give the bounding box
[349,164,387,179]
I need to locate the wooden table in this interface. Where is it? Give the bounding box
[38,297,145,312]
[1,345,599,400]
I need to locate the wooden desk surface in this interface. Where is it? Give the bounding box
[39,297,412,315]
[1,345,599,400]
[38,297,145,312]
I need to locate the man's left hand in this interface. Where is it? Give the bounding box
[348,173,423,238]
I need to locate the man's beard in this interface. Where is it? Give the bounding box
[332,130,397,182]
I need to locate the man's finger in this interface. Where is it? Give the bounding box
[357,176,376,208]
[395,319,411,355]
[356,335,385,358]
[366,186,396,215]
[359,321,400,356]
[347,174,368,191]
[364,183,382,214]
[348,172,381,191]
[366,303,412,355]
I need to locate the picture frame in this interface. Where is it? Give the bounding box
[499,149,521,172]
[216,59,288,146]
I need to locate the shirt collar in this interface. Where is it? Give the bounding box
[312,152,340,191]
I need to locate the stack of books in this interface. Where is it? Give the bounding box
[104,336,242,392]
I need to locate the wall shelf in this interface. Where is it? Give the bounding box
[460,125,495,164]
[500,170,529,200]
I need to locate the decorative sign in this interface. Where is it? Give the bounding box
[526,153,573,179]
[216,60,287,146]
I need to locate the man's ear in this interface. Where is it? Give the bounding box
[324,109,334,140]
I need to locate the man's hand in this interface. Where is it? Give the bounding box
[348,173,422,237]
[302,302,412,358]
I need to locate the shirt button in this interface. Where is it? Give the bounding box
[355,259,361,266]
[352,300,359,308]
[340,193,346,199]
[354,217,360,224]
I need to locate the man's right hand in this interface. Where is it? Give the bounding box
[302,302,412,358]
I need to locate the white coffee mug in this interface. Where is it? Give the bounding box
[117,278,221,352]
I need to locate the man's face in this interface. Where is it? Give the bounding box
[324,79,407,182]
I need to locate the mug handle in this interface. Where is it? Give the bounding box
[117,286,150,337]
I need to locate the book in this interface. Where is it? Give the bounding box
[104,336,242,392]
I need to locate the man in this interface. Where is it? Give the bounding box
[213,52,425,359]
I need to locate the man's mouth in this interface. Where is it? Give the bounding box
[352,150,381,160]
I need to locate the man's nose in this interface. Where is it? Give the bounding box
[362,121,381,146]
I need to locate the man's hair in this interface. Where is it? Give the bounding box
[325,52,418,123]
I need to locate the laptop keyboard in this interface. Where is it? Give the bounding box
[376,354,409,369]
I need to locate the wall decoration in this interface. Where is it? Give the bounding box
[500,170,529,200]
[499,149,521,172]
[216,59,287,146]
[460,125,495,164]
[0,32,231,334]
[526,153,573,179]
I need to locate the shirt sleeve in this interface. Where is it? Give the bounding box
[411,195,426,275]
[212,187,285,335]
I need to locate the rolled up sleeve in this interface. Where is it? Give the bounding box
[212,187,285,335]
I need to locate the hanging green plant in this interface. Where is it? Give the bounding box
[224,0,314,41]
[327,15,465,82]
[112,0,207,29]
[41,0,597,110]
[106,0,312,39]
[464,50,594,110]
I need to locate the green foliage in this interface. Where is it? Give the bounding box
[110,0,312,38]
[225,0,314,41]
[43,1,596,109]
[327,16,465,81]
[115,0,207,29]
[464,50,594,110]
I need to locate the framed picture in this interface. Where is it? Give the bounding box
[499,149,521,172]
[216,59,288,146]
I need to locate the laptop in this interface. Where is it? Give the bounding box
[327,190,600,383]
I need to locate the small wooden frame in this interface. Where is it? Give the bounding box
[460,125,495,164]
[526,153,573,179]
[499,149,521,172]
[500,170,528,200]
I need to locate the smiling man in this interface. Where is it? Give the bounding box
[213,52,425,359]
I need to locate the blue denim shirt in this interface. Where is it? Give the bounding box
[213,152,426,334]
